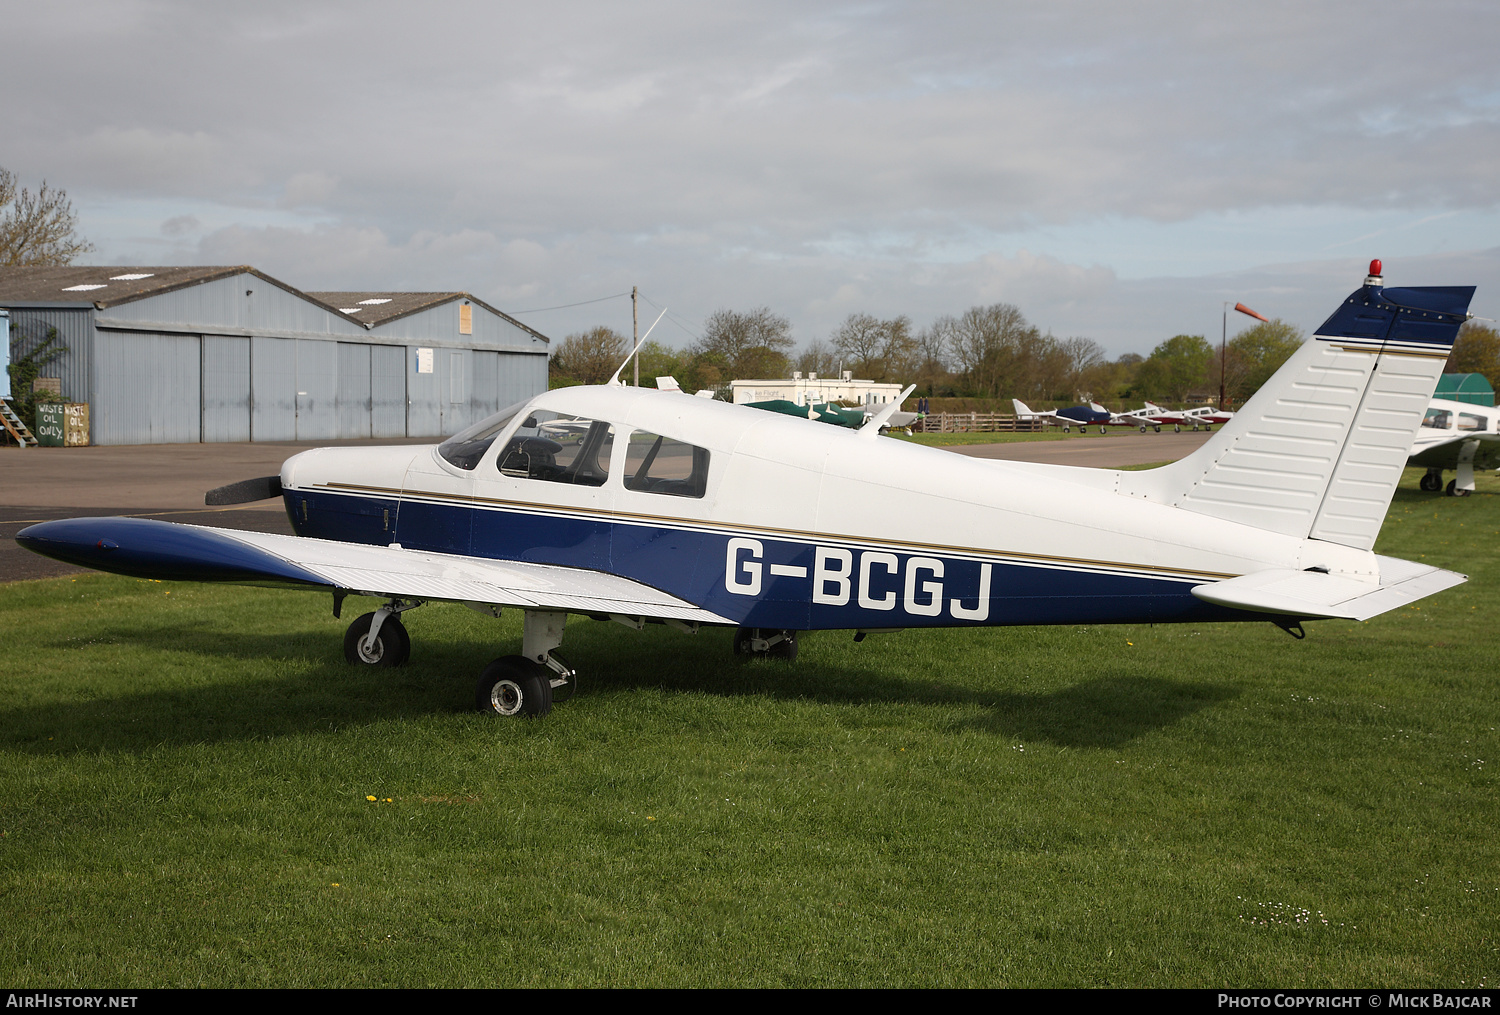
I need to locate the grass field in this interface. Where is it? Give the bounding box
[2,469,1497,987]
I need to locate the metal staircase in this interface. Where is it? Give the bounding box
[0,397,36,447]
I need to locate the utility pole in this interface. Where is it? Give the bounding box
[1220,302,1228,410]
[632,286,639,387]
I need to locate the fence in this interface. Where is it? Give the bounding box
[913,412,1043,433]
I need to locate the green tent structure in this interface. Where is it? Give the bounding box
[1435,373,1495,407]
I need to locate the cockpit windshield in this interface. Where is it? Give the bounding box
[437,400,529,470]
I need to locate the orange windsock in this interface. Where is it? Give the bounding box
[1234,302,1269,322]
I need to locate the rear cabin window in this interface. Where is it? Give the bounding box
[1458,413,1488,432]
[497,412,615,487]
[623,430,710,498]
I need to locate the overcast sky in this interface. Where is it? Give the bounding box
[5,0,1498,356]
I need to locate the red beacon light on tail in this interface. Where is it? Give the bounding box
[1366,259,1383,285]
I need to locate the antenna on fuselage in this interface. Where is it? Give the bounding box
[608,306,669,386]
[858,384,917,438]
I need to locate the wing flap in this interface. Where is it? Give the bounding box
[214,527,735,622]
[1191,555,1466,621]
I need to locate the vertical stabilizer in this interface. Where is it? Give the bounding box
[1120,267,1474,550]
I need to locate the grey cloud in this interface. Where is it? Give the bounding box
[4,1,1497,356]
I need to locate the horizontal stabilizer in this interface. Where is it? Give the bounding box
[1191,556,1465,621]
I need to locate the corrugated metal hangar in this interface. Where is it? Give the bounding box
[0,266,550,445]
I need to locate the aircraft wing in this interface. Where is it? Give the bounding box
[1408,432,1500,471]
[1190,555,1465,622]
[16,517,733,624]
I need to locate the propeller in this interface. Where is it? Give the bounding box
[205,476,283,506]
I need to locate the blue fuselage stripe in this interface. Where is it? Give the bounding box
[285,487,1252,628]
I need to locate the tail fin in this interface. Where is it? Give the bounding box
[1121,266,1474,550]
[1012,398,1035,416]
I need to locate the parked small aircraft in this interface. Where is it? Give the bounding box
[1408,397,1500,496]
[1013,399,1128,433]
[1130,402,1234,432]
[16,262,1475,719]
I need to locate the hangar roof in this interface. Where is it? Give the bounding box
[0,265,331,311]
[308,290,549,343]
[0,267,549,345]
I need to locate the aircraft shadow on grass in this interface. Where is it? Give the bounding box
[9,621,1233,753]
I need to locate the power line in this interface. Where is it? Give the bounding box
[637,290,703,343]
[508,291,632,315]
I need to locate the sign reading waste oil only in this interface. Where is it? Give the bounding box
[34,404,90,447]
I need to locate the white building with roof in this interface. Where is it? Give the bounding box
[730,372,906,408]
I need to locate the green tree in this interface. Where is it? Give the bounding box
[1,167,95,266]
[693,307,794,379]
[1223,318,1304,406]
[830,313,915,382]
[1133,334,1213,402]
[635,340,684,388]
[6,325,65,431]
[1447,321,1500,393]
[794,339,839,379]
[549,326,627,386]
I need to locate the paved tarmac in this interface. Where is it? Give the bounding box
[945,429,1213,468]
[1,436,430,582]
[2,429,1213,582]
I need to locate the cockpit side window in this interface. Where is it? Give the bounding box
[437,400,529,470]
[497,411,615,487]
[623,430,710,498]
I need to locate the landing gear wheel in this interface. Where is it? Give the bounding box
[1154,425,1161,432]
[1062,425,1070,433]
[475,655,552,717]
[1420,471,1443,492]
[1174,424,1181,433]
[343,612,410,667]
[734,627,799,661]
[1445,479,1472,498]
[1139,425,1147,433]
[1099,426,1107,434]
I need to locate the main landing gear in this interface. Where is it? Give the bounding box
[474,610,576,719]
[1422,463,1476,497]
[341,599,579,718]
[734,627,798,661]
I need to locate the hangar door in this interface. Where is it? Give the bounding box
[336,343,407,439]
[202,335,251,442]
[94,330,201,445]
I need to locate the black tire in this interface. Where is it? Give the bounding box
[734,627,798,662]
[1062,425,1070,433]
[1099,426,1106,434]
[475,655,552,717]
[343,612,410,667]
[1420,471,1443,492]
[1445,479,1472,498]
[1174,425,1181,433]
[1154,425,1161,432]
[1139,425,1146,433]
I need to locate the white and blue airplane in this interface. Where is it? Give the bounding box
[1408,397,1500,497]
[16,262,1476,718]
